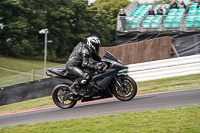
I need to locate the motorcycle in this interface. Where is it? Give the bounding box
[46,51,137,109]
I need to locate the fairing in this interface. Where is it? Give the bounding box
[102,52,123,64]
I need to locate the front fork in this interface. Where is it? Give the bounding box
[114,76,124,91]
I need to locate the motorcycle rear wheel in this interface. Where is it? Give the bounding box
[112,75,137,101]
[52,84,77,109]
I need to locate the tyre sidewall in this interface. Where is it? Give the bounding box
[112,76,137,101]
[52,84,77,109]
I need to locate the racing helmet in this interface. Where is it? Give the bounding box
[87,36,101,52]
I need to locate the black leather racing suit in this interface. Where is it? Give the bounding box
[66,42,102,85]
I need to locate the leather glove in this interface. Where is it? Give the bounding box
[94,62,105,71]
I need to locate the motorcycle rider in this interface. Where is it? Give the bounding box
[66,36,105,94]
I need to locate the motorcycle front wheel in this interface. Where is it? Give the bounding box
[112,75,137,101]
[52,84,77,109]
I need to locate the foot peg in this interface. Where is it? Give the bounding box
[70,87,78,95]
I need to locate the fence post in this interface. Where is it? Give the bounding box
[31,69,35,81]
[172,43,180,57]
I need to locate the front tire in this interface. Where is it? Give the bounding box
[112,75,137,101]
[52,84,77,109]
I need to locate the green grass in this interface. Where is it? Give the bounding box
[0,106,200,133]
[0,64,65,87]
[0,55,64,87]
[0,74,199,114]
[0,69,18,78]
[0,96,54,114]
[0,55,61,72]
[0,74,40,87]
[137,74,200,93]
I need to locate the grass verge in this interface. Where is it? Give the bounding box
[0,74,199,114]
[0,55,61,72]
[0,55,64,87]
[137,74,200,93]
[0,106,200,133]
[0,69,18,78]
[0,64,65,87]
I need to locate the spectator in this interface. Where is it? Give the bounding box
[157,6,163,15]
[179,1,186,9]
[170,0,178,9]
[197,3,200,8]
[119,8,126,17]
[119,8,127,31]
[161,1,167,10]
[148,7,155,15]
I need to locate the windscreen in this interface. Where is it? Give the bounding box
[102,51,121,63]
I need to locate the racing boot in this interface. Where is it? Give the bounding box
[70,73,90,95]
[69,78,81,95]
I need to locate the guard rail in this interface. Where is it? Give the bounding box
[127,54,200,82]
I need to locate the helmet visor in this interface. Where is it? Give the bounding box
[92,42,101,51]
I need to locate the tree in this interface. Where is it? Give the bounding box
[0,0,131,62]
[90,0,131,45]
[0,0,30,57]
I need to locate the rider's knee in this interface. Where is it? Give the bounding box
[80,73,90,84]
[83,73,90,80]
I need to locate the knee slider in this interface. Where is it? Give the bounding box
[80,73,90,84]
[83,73,90,80]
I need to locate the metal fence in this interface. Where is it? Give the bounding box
[124,1,138,16]
[0,64,65,88]
[117,1,138,31]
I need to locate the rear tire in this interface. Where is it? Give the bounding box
[52,84,77,109]
[112,75,137,101]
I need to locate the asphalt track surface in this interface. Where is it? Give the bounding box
[0,89,200,128]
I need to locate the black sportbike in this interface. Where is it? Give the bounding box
[47,52,137,109]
